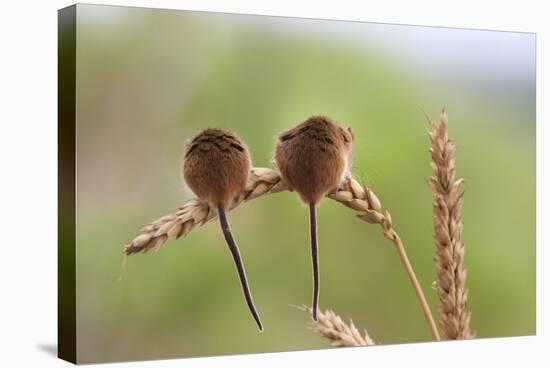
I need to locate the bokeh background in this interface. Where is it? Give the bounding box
[73,4,535,363]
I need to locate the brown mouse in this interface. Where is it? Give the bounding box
[274,116,354,321]
[183,128,263,331]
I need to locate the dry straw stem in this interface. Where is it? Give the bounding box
[429,109,473,340]
[123,167,440,340]
[295,305,374,347]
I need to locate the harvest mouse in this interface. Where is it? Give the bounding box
[274,116,354,321]
[183,128,263,331]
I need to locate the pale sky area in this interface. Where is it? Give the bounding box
[256,15,536,86]
[83,5,536,92]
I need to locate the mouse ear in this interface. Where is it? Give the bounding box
[347,127,354,140]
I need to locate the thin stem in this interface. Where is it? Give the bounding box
[391,230,440,341]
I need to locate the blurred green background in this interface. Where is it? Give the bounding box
[73,4,535,363]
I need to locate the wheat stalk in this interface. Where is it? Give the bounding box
[429,109,473,340]
[122,168,286,256]
[123,167,440,340]
[294,305,374,347]
[328,177,441,341]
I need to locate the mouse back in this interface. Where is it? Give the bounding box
[275,116,353,204]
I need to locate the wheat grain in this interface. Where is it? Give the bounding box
[123,168,287,256]
[429,109,473,340]
[295,305,374,346]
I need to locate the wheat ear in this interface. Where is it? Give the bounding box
[123,168,440,340]
[294,305,374,346]
[429,109,473,339]
[122,168,286,256]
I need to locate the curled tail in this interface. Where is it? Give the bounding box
[309,203,320,321]
[218,205,264,332]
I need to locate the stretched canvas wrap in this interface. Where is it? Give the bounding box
[58,4,536,364]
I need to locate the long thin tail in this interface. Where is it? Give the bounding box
[218,205,264,332]
[309,203,320,321]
